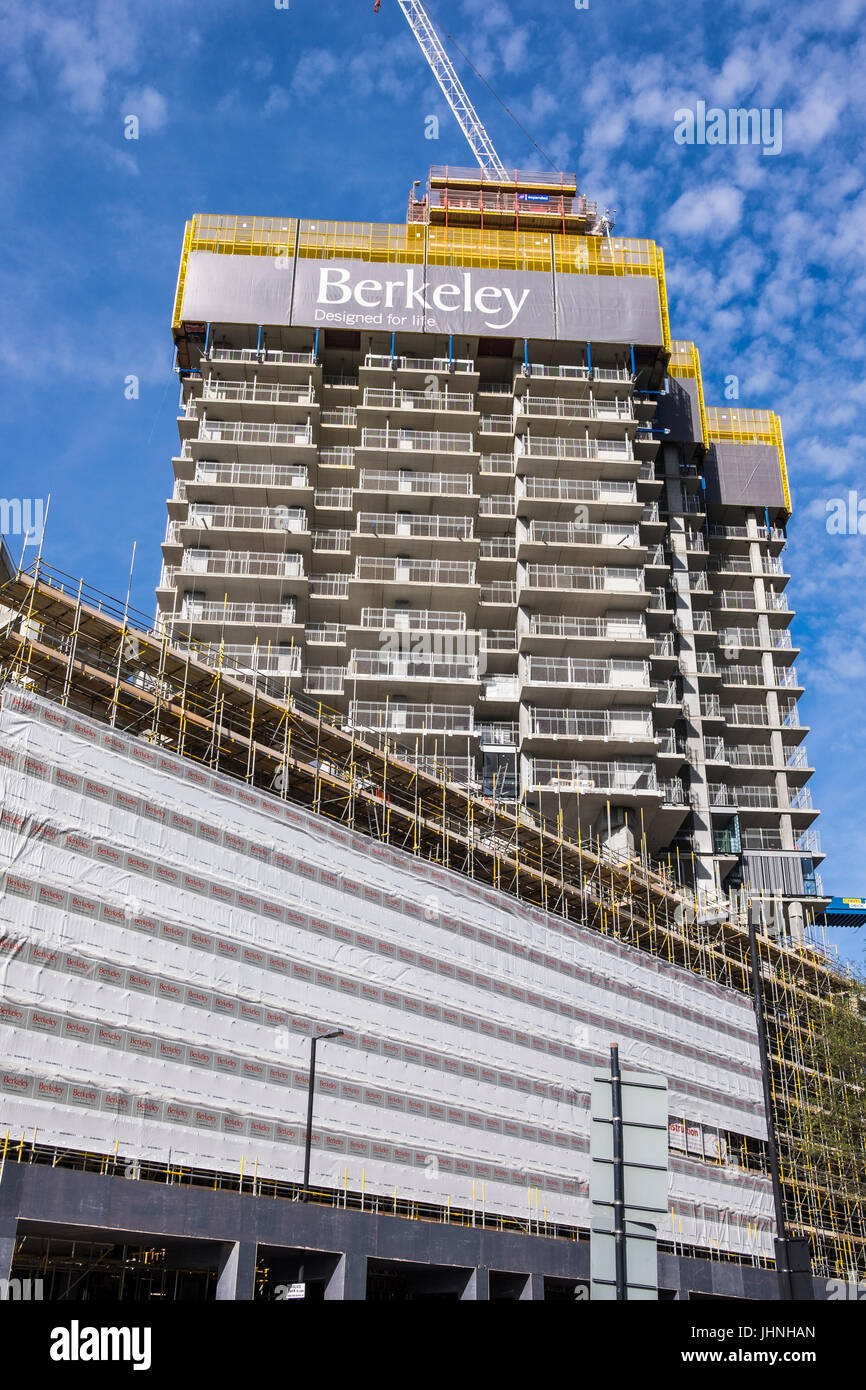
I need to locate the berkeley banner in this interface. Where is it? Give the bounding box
[181,250,664,346]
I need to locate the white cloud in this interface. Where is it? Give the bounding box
[665,182,744,239]
[121,85,168,133]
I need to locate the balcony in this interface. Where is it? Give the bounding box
[521,656,650,690]
[304,668,345,696]
[360,607,466,633]
[524,520,641,549]
[312,529,351,553]
[189,461,309,490]
[361,387,475,413]
[528,615,646,641]
[722,704,769,727]
[168,599,298,629]
[477,722,519,747]
[518,436,634,463]
[357,469,474,498]
[517,395,634,423]
[201,381,315,407]
[363,353,475,375]
[479,537,516,560]
[321,407,358,428]
[478,453,515,476]
[194,643,302,678]
[309,574,350,600]
[207,348,316,367]
[307,623,346,646]
[518,476,637,506]
[526,708,654,741]
[522,564,644,595]
[168,504,308,540]
[355,513,474,542]
[479,582,516,606]
[175,549,305,582]
[319,448,356,469]
[314,488,353,510]
[349,651,479,682]
[359,428,475,457]
[528,759,658,794]
[354,557,475,587]
[478,495,517,517]
[197,421,314,449]
[349,701,474,734]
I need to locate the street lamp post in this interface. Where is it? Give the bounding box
[301,1029,343,1201]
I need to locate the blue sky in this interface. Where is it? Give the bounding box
[0,0,863,963]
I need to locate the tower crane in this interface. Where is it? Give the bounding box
[374,0,614,235]
[381,1,509,180]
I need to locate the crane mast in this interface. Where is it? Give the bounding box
[396,1,509,179]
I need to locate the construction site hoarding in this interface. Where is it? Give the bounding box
[180,250,665,346]
[0,687,773,1256]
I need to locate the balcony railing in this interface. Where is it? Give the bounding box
[526,521,640,547]
[178,550,304,579]
[528,615,646,639]
[198,421,314,447]
[360,428,474,454]
[356,513,474,540]
[309,575,349,599]
[477,723,519,746]
[179,505,308,534]
[518,435,634,461]
[361,607,466,632]
[362,388,474,411]
[527,709,653,739]
[522,657,649,688]
[201,381,315,406]
[171,600,297,626]
[192,462,309,488]
[354,558,475,585]
[358,470,473,497]
[349,652,479,681]
[519,477,637,504]
[479,537,516,559]
[207,348,316,366]
[523,564,644,593]
[319,448,356,468]
[364,353,475,373]
[312,529,351,552]
[722,703,769,727]
[350,701,474,733]
[519,395,634,422]
[528,759,657,792]
[321,407,358,427]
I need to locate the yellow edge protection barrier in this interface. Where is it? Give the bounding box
[171,217,195,332]
[666,340,708,449]
[172,213,671,331]
[654,246,672,355]
[706,407,792,517]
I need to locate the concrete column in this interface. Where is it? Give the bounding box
[324,1253,367,1301]
[461,1266,489,1300]
[518,1272,544,1301]
[216,1241,257,1301]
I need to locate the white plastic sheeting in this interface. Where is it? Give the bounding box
[0,687,774,1255]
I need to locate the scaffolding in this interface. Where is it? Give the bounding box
[0,556,862,1277]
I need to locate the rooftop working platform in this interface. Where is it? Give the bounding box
[408,165,614,235]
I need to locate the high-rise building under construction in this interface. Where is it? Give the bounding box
[161,164,822,941]
[0,3,861,1302]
